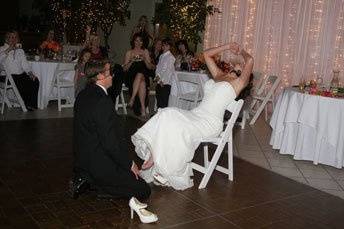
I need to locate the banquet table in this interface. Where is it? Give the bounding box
[168,70,209,109]
[269,87,344,168]
[29,60,75,109]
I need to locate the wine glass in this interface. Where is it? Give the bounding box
[298,76,306,92]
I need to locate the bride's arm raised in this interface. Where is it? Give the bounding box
[203,42,239,80]
[234,48,254,89]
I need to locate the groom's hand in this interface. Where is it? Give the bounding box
[131,161,139,180]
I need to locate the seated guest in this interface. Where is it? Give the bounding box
[123,33,154,117]
[154,38,175,108]
[74,48,91,97]
[175,40,194,71]
[39,29,61,53]
[83,26,108,60]
[0,30,39,110]
[73,60,152,202]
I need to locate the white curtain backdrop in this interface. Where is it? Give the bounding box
[204,0,344,88]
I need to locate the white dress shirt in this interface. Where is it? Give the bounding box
[96,83,108,95]
[155,50,175,85]
[0,43,32,75]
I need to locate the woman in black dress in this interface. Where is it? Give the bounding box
[123,33,154,117]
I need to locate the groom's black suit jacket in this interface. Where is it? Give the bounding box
[73,83,132,185]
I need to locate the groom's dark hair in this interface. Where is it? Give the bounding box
[162,37,173,47]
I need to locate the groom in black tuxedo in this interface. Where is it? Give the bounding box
[73,60,151,200]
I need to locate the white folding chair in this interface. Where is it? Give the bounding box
[62,45,82,60]
[115,83,128,115]
[191,99,244,189]
[175,71,203,110]
[49,63,75,111]
[0,67,27,114]
[237,71,262,129]
[249,75,281,125]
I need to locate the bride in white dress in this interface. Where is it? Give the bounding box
[131,42,254,190]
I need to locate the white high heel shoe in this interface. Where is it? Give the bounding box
[129,197,158,223]
[129,197,148,209]
[153,173,169,187]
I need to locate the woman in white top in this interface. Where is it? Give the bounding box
[0,30,39,110]
[131,42,254,190]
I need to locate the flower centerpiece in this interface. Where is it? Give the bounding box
[40,41,61,59]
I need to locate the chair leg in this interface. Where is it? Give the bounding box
[153,97,157,112]
[204,144,209,168]
[57,86,61,112]
[240,110,248,129]
[198,143,226,189]
[1,88,5,114]
[115,96,119,111]
[120,90,127,115]
[249,91,274,125]
[227,142,233,181]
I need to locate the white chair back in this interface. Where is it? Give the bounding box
[49,62,75,111]
[191,99,244,189]
[174,71,203,109]
[115,84,128,115]
[63,45,82,60]
[249,75,280,125]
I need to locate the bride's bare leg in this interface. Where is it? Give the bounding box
[142,154,154,170]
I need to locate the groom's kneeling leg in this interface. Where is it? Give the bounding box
[99,172,151,201]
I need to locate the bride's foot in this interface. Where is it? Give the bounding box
[142,156,154,170]
[153,173,169,187]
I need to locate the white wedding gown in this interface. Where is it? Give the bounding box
[131,79,237,190]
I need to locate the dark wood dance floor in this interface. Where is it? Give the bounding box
[0,117,344,228]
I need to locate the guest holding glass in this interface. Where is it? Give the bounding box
[83,26,108,60]
[154,38,175,108]
[0,30,39,111]
[123,33,154,117]
[175,40,194,71]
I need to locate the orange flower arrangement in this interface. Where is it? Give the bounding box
[40,41,61,53]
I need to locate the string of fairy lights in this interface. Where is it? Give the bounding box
[334,4,344,72]
[49,0,130,44]
[204,0,344,89]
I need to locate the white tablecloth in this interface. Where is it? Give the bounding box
[30,61,75,109]
[168,71,209,108]
[270,88,344,168]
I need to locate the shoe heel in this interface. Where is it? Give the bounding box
[130,207,134,219]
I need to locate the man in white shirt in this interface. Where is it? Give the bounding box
[155,38,175,108]
[0,30,39,110]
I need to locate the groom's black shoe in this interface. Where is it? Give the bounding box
[69,176,90,199]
